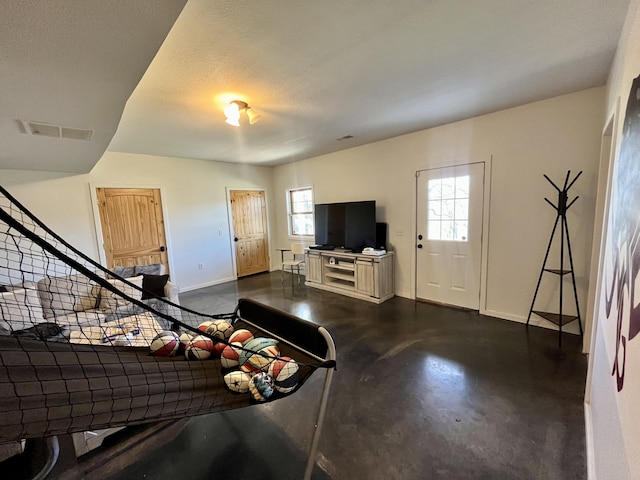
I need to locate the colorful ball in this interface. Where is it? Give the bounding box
[238,337,279,368]
[241,344,280,374]
[228,328,254,345]
[221,342,243,368]
[248,372,275,401]
[185,335,215,360]
[268,356,300,393]
[224,370,252,393]
[206,320,234,341]
[150,331,180,357]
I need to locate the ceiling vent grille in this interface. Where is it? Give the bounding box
[336,135,354,141]
[21,121,94,141]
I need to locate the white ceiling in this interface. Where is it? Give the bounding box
[2,0,631,173]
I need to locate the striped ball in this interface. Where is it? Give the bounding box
[268,356,300,393]
[185,335,215,360]
[197,321,214,333]
[211,341,227,359]
[221,342,243,368]
[150,331,180,357]
[229,328,254,345]
[179,331,196,352]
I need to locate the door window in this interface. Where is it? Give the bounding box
[427,175,469,241]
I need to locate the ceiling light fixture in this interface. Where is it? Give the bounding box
[224,100,261,126]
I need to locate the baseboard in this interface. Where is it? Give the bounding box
[180,276,236,293]
[584,401,596,479]
[482,309,581,335]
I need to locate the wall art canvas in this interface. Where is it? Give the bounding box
[603,74,640,392]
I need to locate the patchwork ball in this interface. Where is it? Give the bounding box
[248,372,275,401]
[206,320,234,341]
[185,335,215,360]
[268,356,300,394]
[150,331,180,357]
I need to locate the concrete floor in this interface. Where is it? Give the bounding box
[49,271,587,479]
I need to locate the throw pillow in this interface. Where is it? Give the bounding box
[113,266,135,278]
[99,275,144,314]
[134,264,163,276]
[0,287,46,331]
[141,274,170,300]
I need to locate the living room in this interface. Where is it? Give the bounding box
[3,1,640,478]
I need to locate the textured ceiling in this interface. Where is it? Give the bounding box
[0,1,187,173]
[1,0,631,173]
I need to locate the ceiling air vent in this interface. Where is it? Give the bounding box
[336,135,354,141]
[21,121,94,141]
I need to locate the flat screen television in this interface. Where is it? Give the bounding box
[314,200,376,252]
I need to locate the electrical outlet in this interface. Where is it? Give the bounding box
[198,263,204,270]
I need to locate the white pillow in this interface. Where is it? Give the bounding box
[0,287,45,331]
[37,274,101,318]
[98,276,143,314]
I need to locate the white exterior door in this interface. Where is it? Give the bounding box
[416,163,484,309]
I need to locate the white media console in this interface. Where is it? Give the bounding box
[305,249,394,304]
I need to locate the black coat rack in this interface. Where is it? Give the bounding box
[527,170,584,347]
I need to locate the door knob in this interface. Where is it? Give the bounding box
[417,244,423,249]
[234,237,239,242]
[160,246,166,252]
[418,234,423,240]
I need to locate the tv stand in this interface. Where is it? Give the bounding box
[305,249,394,304]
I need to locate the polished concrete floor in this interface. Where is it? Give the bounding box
[50,271,587,479]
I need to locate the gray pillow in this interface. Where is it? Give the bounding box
[113,266,135,278]
[134,264,163,276]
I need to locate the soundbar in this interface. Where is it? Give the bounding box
[308,245,335,251]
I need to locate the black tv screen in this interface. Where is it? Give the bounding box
[314,200,376,251]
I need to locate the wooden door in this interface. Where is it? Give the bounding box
[416,163,484,309]
[96,188,169,274]
[230,190,270,277]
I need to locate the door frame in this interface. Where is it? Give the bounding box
[583,97,621,357]
[89,182,175,275]
[413,157,492,314]
[225,186,272,279]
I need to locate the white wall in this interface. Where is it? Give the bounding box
[587,1,640,479]
[2,151,275,292]
[273,87,604,334]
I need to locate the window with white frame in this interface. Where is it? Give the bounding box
[427,175,469,241]
[287,187,314,236]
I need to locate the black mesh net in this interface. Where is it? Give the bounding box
[0,186,332,444]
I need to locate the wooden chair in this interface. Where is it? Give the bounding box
[282,243,306,284]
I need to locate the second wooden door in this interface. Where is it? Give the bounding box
[230,190,270,277]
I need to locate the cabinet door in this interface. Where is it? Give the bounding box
[306,253,323,283]
[356,259,375,296]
